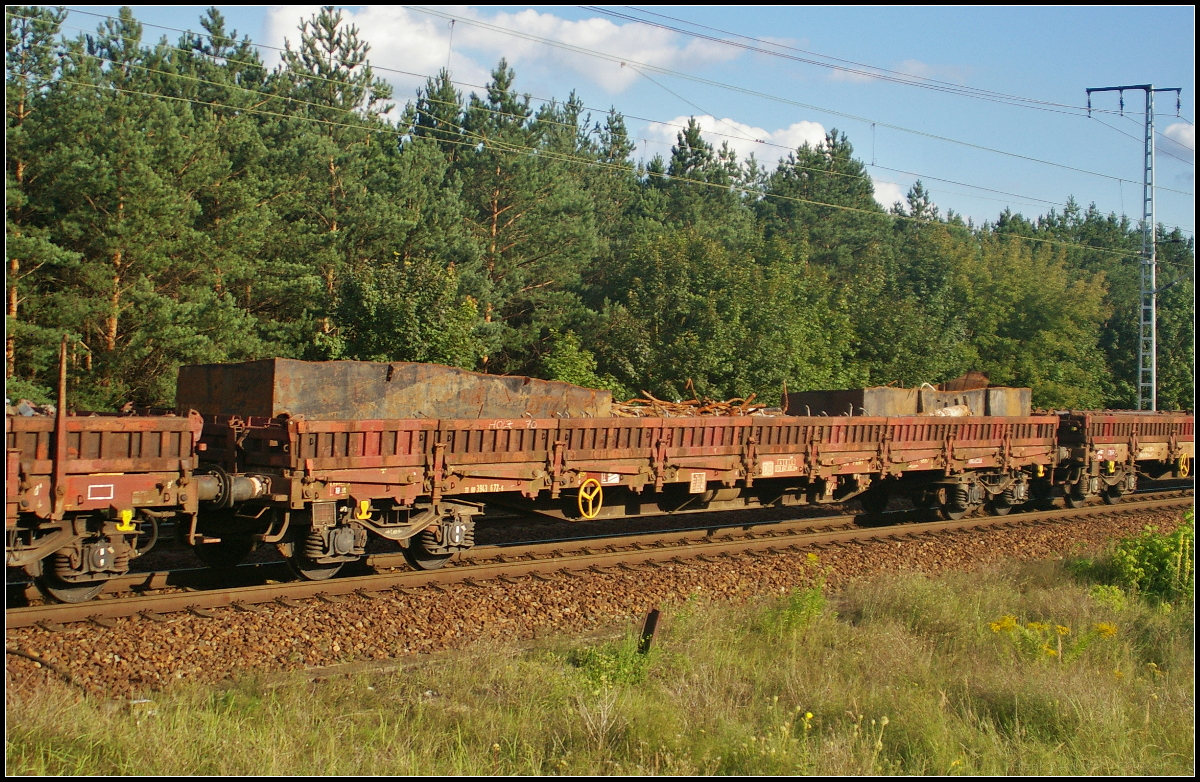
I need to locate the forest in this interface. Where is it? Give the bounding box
[5,6,1195,411]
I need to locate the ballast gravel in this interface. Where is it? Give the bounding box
[4,507,1188,699]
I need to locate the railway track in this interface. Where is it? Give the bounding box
[7,489,1191,629]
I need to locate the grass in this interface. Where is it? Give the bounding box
[6,537,1194,775]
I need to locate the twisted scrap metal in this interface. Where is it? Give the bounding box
[612,389,777,418]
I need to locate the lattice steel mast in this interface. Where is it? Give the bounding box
[1087,84,1182,411]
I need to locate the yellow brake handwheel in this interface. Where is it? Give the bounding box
[577,478,603,520]
[1179,457,1190,479]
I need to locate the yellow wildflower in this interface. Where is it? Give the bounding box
[1027,621,1049,632]
[989,615,1018,633]
[1094,622,1118,638]
[1056,625,1070,636]
[1043,645,1058,657]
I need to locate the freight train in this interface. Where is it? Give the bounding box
[6,356,1194,602]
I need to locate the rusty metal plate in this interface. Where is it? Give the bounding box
[985,387,1032,417]
[785,387,918,417]
[177,359,612,420]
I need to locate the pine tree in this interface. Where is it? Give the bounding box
[6,7,74,392]
[456,60,597,375]
[411,68,465,160]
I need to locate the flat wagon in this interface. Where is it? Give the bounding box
[191,410,1065,578]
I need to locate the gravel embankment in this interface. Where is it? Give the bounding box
[5,508,1187,699]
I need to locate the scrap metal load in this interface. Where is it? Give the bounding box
[784,374,1032,418]
[612,391,774,418]
[177,358,612,420]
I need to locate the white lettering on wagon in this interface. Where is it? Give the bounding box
[462,483,508,494]
[761,456,797,477]
[87,484,115,501]
[601,473,620,484]
[967,458,985,466]
[689,472,707,493]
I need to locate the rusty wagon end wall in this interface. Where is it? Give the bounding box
[176,358,612,421]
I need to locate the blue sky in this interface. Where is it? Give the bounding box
[62,5,1195,233]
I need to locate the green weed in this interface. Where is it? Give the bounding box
[567,635,655,688]
[1109,515,1194,602]
[1067,510,1194,606]
[1087,584,1127,612]
[756,586,827,638]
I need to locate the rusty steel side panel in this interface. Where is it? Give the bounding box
[7,413,201,475]
[886,415,1058,471]
[559,418,662,464]
[203,411,1075,510]
[436,418,559,469]
[178,358,612,420]
[748,418,822,451]
[659,417,750,454]
[1058,411,1194,465]
[7,412,203,522]
[784,417,888,476]
[292,418,439,472]
[1075,411,1194,444]
[1057,411,1193,446]
[748,418,829,480]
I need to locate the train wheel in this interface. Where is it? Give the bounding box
[940,485,971,520]
[987,487,1018,516]
[286,556,343,581]
[939,504,968,521]
[1102,484,1122,505]
[1063,483,1087,509]
[193,536,254,569]
[35,574,105,603]
[986,497,1012,516]
[403,536,453,571]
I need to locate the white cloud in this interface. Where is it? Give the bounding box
[1161,122,1194,165]
[262,6,737,96]
[871,180,906,210]
[644,115,826,164]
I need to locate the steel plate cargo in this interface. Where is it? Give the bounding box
[176,358,612,420]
